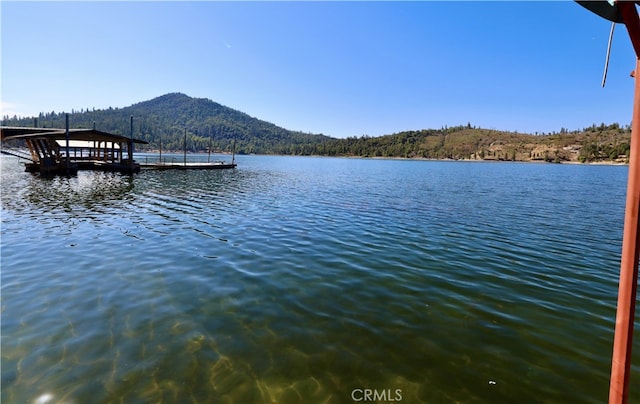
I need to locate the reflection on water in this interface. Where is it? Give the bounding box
[24,172,134,211]
[1,155,639,403]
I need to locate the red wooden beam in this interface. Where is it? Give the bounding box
[610,3,640,403]
[609,60,640,404]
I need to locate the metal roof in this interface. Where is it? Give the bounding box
[0,126,148,144]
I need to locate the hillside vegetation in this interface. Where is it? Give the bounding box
[316,123,631,163]
[2,93,331,155]
[1,93,631,163]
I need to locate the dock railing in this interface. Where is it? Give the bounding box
[143,155,179,165]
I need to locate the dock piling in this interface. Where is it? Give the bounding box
[65,114,70,175]
[130,116,134,172]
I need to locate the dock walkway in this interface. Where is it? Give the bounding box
[140,161,237,170]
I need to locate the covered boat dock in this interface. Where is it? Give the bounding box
[1,126,148,174]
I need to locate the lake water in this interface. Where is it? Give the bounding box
[1,154,639,403]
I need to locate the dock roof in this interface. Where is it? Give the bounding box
[0,126,148,144]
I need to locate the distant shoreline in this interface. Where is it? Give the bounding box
[134,150,629,165]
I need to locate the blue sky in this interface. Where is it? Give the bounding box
[1,1,637,138]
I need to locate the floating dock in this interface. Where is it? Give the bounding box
[1,125,237,174]
[140,161,237,170]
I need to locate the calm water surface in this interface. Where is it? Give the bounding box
[1,154,639,403]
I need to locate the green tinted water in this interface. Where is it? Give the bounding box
[1,155,638,403]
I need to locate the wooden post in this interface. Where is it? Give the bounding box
[65,113,70,174]
[609,59,640,404]
[232,136,236,165]
[184,128,187,167]
[129,116,134,171]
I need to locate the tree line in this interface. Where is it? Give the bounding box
[1,94,632,163]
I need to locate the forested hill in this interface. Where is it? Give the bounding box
[2,93,331,154]
[316,123,631,163]
[1,93,632,163]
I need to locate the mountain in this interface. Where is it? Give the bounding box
[2,93,332,154]
[1,93,631,162]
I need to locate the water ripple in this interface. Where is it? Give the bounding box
[1,155,638,403]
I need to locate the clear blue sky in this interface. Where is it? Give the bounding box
[1,1,637,138]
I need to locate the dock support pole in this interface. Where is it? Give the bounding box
[208,135,212,163]
[609,57,640,404]
[184,128,187,167]
[65,113,70,175]
[130,116,134,172]
[232,136,236,165]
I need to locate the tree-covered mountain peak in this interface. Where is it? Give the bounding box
[2,93,331,154]
[128,93,234,117]
[134,92,192,106]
